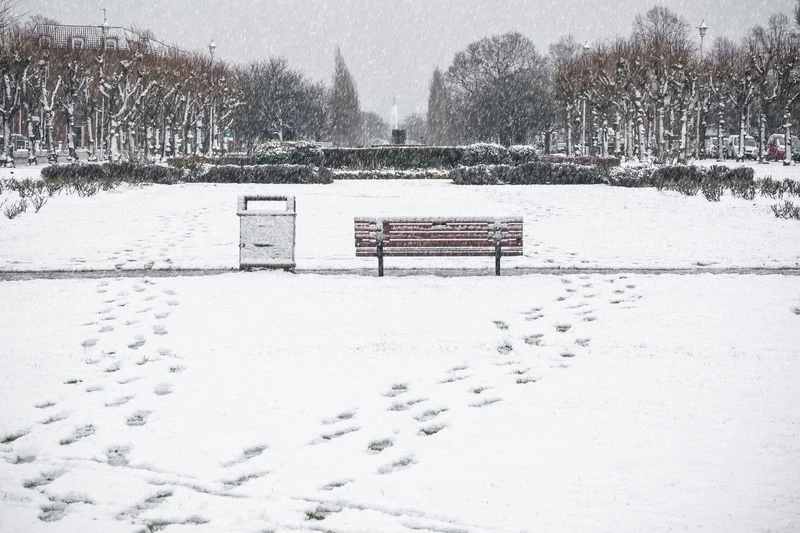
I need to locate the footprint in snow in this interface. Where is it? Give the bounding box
[59,424,95,445]
[377,455,416,475]
[126,411,151,427]
[322,411,356,425]
[81,338,98,349]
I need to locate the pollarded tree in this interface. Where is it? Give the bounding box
[550,35,583,155]
[329,46,361,146]
[632,5,693,159]
[708,38,757,160]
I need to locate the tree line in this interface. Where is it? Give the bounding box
[427,3,800,161]
[1,2,800,162]
[0,9,364,159]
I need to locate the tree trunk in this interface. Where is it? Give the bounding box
[66,101,76,158]
[738,112,746,161]
[86,114,95,157]
[2,114,10,156]
[566,106,573,156]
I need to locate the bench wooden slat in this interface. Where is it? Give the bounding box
[354,216,523,274]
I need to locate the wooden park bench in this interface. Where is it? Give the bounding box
[354,217,523,276]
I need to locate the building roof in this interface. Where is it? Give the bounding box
[33,24,184,54]
[34,24,143,49]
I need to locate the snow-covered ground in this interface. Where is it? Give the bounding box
[1,160,799,272]
[1,162,799,532]
[1,273,799,532]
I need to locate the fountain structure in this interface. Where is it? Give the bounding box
[390,99,406,145]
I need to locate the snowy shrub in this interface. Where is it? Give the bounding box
[330,168,450,180]
[167,154,251,169]
[508,145,539,165]
[251,141,323,166]
[460,143,510,166]
[451,162,605,185]
[188,164,331,184]
[771,201,800,220]
[252,141,292,165]
[322,146,463,169]
[607,165,655,187]
[289,142,325,166]
[3,198,28,219]
[701,177,725,202]
[41,163,181,188]
[541,154,621,169]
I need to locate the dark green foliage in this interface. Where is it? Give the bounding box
[166,155,251,169]
[451,162,605,185]
[323,146,465,169]
[188,164,331,184]
[330,169,449,180]
[251,141,324,166]
[41,163,181,187]
[508,145,540,165]
[460,143,511,166]
[771,201,800,219]
[541,154,621,169]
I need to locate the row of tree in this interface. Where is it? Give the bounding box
[427,3,800,160]
[2,2,800,161]
[0,8,365,159]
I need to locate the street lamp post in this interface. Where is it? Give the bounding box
[696,20,708,160]
[581,41,591,157]
[207,40,216,157]
[783,113,793,166]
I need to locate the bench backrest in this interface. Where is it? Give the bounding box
[354,217,523,257]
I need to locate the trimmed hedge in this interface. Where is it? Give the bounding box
[329,168,450,180]
[541,154,621,169]
[252,141,324,166]
[40,162,331,186]
[451,162,606,185]
[166,155,250,169]
[166,143,545,170]
[323,146,464,169]
[42,162,181,185]
[188,164,330,184]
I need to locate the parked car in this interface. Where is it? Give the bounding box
[724,134,757,160]
[793,139,800,162]
[766,133,798,161]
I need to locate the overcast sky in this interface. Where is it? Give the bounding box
[20,0,798,122]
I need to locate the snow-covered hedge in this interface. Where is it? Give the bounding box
[460,143,511,166]
[327,168,450,180]
[166,155,250,169]
[251,141,324,166]
[42,162,181,185]
[187,164,331,184]
[41,162,331,186]
[451,162,605,185]
[322,146,464,169]
[542,154,621,168]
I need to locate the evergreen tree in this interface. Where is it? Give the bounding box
[427,67,453,145]
[329,46,362,146]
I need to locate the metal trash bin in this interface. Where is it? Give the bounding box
[237,195,296,271]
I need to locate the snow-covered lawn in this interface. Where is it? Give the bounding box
[1,273,799,532]
[1,163,799,532]
[1,162,799,272]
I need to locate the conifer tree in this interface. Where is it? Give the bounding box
[329,46,362,146]
[427,67,453,145]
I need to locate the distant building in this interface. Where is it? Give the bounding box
[33,23,180,54]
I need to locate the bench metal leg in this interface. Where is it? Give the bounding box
[495,241,501,276]
[377,242,384,277]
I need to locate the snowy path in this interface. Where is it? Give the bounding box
[2,273,799,532]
